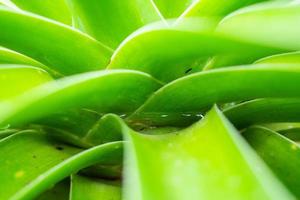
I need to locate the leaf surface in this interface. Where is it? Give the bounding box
[243,126,300,198]
[0,7,112,75]
[124,106,294,200]
[70,175,121,200]
[67,0,164,49]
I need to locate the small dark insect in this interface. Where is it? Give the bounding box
[56,146,64,151]
[185,68,192,74]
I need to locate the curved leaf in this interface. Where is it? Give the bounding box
[70,175,121,200]
[0,70,162,128]
[217,2,300,50]
[0,65,52,100]
[0,131,80,200]
[67,0,164,49]
[224,98,300,129]
[0,6,112,75]
[129,64,300,126]
[0,130,123,200]
[124,106,294,200]
[256,52,300,64]
[109,18,277,82]
[11,0,72,24]
[176,0,266,20]
[0,47,45,67]
[153,0,194,18]
[243,126,300,198]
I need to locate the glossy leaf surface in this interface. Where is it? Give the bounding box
[11,0,72,24]
[0,65,52,100]
[124,106,294,200]
[0,70,162,127]
[130,65,300,126]
[67,0,164,49]
[0,6,112,75]
[244,126,300,198]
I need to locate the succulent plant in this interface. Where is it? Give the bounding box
[1,0,300,199]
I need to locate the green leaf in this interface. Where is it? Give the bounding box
[176,0,266,19]
[224,98,300,129]
[37,180,70,200]
[256,52,300,64]
[0,47,45,67]
[129,65,300,126]
[243,126,300,198]
[109,18,277,82]
[67,0,164,49]
[0,130,123,200]
[124,106,294,200]
[0,6,112,75]
[0,70,162,128]
[0,131,80,200]
[153,0,194,18]
[217,2,300,50]
[0,65,52,100]
[11,0,72,25]
[70,175,121,200]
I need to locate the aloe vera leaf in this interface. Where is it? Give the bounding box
[217,2,300,51]
[109,18,278,82]
[261,123,300,132]
[0,130,123,200]
[70,175,121,200]
[153,0,194,18]
[124,106,294,200]
[243,126,300,198]
[13,142,122,200]
[0,65,52,100]
[129,65,300,126]
[0,47,45,67]
[37,180,70,200]
[224,99,300,129]
[177,0,266,20]
[0,131,81,200]
[67,0,164,49]
[255,52,300,64]
[83,114,124,146]
[0,70,162,128]
[11,0,72,24]
[0,7,112,75]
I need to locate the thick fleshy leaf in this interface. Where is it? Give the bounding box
[243,126,300,198]
[0,65,52,100]
[70,175,121,200]
[224,98,300,129]
[217,2,300,51]
[176,0,266,20]
[256,52,300,64]
[0,130,123,200]
[0,6,112,75]
[153,0,194,18]
[124,106,294,200]
[129,65,300,126]
[0,47,45,67]
[109,18,277,82]
[0,70,162,128]
[11,0,72,24]
[0,131,80,199]
[82,114,124,146]
[67,0,164,49]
